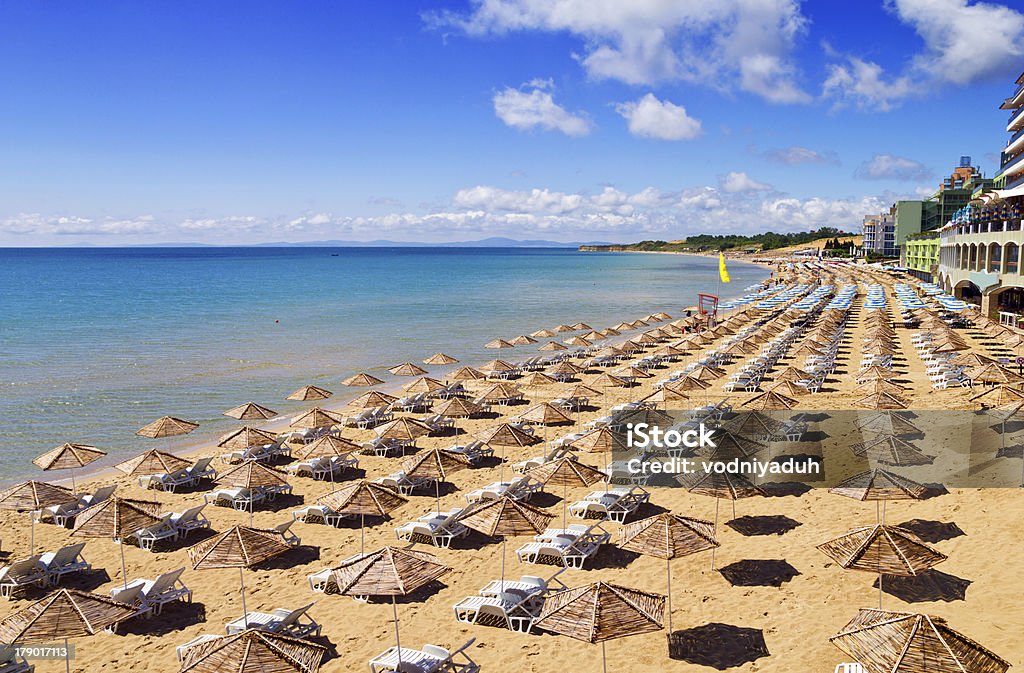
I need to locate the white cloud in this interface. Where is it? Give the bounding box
[431,0,811,104]
[764,146,840,166]
[615,93,702,140]
[823,57,917,111]
[493,81,592,136]
[824,0,1024,110]
[0,213,160,236]
[719,171,772,193]
[855,154,932,181]
[891,0,1024,85]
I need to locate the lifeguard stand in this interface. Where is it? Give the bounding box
[698,293,719,328]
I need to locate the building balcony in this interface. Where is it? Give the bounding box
[1001,149,1024,178]
[1009,105,1024,132]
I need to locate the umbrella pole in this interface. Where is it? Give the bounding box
[30,513,35,556]
[666,557,673,635]
[602,641,608,673]
[120,541,128,589]
[563,481,568,527]
[392,596,403,669]
[436,479,441,515]
[711,499,719,571]
[240,568,249,628]
[71,466,77,494]
[500,537,506,592]
[64,637,70,673]
[360,514,365,557]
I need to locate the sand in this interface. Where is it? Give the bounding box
[2,260,1022,673]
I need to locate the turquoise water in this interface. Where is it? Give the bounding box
[0,247,768,482]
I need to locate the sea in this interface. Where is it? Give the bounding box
[0,247,769,484]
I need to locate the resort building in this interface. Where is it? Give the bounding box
[935,71,1024,321]
[861,158,991,259]
[902,232,940,282]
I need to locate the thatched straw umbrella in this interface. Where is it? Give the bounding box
[0,480,76,554]
[402,448,470,513]
[188,526,291,628]
[564,336,592,347]
[853,378,907,396]
[554,324,575,333]
[527,456,606,524]
[479,382,524,403]
[855,366,899,382]
[434,396,483,419]
[423,352,459,366]
[401,376,446,394]
[223,402,277,421]
[0,589,136,673]
[477,422,541,480]
[763,380,810,398]
[115,449,192,478]
[582,331,607,342]
[677,471,765,568]
[855,412,921,436]
[329,547,451,671]
[179,629,328,673]
[970,384,1024,408]
[485,339,515,349]
[548,360,583,383]
[342,372,385,387]
[534,581,665,673]
[572,322,593,331]
[969,362,1024,386]
[722,412,785,441]
[481,359,517,375]
[829,468,926,523]
[618,513,718,634]
[613,322,634,332]
[854,391,909,411]
[953,352,997,369]
[518,402,573,446]
[72,497,162,587]
[742,390,798,411]
[388,362,428,376]
[136,416,198,439]
[850,434,932,466]
[520,371,558,388]
[377,417,433,444]
[829,608,1010,673]
[33,443,106,493]
[601,327,621,336]
[318,480,408,554]
[286,385,332,401]
[459,495,554,591]
[531,328,557,338]
[569,427,628,454]
[510,335,538,345]
[817,524,946,607]
[289,407,344,430]
[348,390,398,409]
[216,461,290,525]
[539,341,568,352]
[292,433,362,485]
[216,426,277,451]
[448,366,486,381]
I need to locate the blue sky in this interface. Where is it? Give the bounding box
[1,0,1023,245]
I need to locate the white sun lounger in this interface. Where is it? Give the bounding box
[0,556,46,599]
[369,639,479,673]
[39,542,91,586]
[395,508,469,548]
[112,567,192,616]
[453,591,538,632]
[225,601,320,638]
[125,514,178,551]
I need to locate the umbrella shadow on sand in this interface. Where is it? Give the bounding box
[896,519,966,543]
[669,623,770,669]
[116,600,207,636]
[257,545,320,569]
[726,515,803,537]
[718,559,800,588]
[872,569,972,603]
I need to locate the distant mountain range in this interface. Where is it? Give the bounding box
[118,237,613,248]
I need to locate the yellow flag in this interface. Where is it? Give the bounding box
[719,252,731,283]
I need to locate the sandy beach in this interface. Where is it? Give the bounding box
[2,259,1022,673]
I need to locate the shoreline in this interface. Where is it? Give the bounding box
[32,257,770,492]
